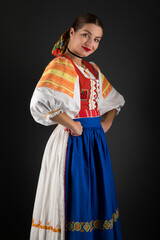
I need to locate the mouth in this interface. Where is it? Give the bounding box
[82,46,91,52]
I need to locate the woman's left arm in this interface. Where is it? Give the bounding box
[101,109,117,133]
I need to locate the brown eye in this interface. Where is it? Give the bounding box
[82,33,89,38]
[94,38,100,43]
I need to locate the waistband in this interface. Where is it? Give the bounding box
[75,109,100,119]
[73,116,102,129]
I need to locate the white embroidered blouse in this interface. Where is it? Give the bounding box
[30,55,125,125]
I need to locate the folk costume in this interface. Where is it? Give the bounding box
[30,30,125,240]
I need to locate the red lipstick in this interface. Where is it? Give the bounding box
[82,46,91,52]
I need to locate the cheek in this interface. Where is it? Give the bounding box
[73,36,84,47]
[79,36,86,45]
[92,43,99,51]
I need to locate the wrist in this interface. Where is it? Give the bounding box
[101,119,113,133]
[68,120,77,131]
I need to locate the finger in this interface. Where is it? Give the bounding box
[71,132,76,136]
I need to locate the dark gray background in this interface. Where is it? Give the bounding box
[2,0,159,239]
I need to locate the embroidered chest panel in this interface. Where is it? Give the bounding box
[79,79,100,110]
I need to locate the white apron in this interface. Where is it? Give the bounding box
[30,124,69,240]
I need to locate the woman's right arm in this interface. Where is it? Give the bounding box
[51,113,83,136]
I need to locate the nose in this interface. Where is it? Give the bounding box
[85,38,92,47]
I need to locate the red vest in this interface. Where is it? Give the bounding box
[62,54,100,118]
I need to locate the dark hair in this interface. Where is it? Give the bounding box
[72,13,104,32]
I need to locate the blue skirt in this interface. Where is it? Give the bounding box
[65,117,123,240]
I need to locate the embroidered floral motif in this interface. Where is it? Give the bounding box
[66,208,119,232]
[32,219,61,232]
[93,220,104,229]
[74,222,82,231]
[66,222,73,231]
[80,89,89,100]
[83,222,92,232]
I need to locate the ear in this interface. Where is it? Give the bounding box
[69,27,75,37]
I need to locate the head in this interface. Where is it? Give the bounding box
[66,13,104,57]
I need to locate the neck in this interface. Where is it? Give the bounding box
[64,48,83,67]
[67,47,83,59]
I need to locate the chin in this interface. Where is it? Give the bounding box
[84,53,93,58]
[81,51,93,58]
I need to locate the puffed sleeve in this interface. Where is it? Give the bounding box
[90,62,125,116]
[30,56,79,126]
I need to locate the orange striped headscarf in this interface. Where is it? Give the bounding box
[51,29,69,57]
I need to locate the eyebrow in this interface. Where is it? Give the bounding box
[83,29,102,38]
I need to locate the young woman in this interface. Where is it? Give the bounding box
[30,13,125,240]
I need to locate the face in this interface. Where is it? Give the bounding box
[68,23,103,57]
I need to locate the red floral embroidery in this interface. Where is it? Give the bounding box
[80,89,89,100]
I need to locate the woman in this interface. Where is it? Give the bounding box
[30,13,125,240]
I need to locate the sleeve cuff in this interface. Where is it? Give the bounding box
[45,109,64,124]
